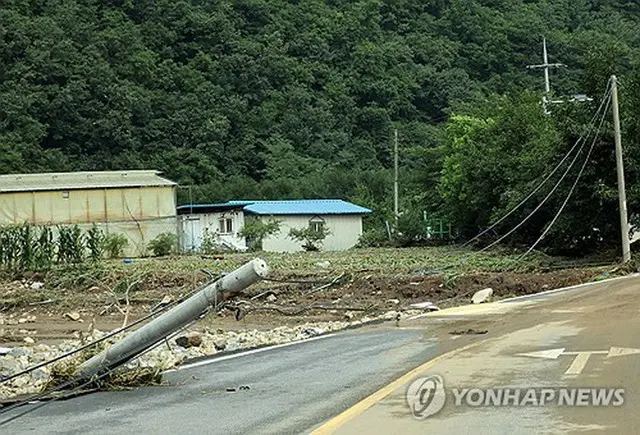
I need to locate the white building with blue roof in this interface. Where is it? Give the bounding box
[177,199,372,252]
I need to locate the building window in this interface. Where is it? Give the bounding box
[309,216,325,233]
[219,218,233,234]
[62,191,70,199]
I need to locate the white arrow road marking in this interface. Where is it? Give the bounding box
[516,348,565,359]
[608,347,640,358]
[517,346,640,376]
[564,352,593,375]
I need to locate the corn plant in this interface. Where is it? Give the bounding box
[57,225,86,264]
[18,224,35,270]
[0,225,21,270]
[87,224,105,262]
[34,226,55,270]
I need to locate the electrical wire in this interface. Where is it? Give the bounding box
[474,84,614,253]
[462,80,614,247]
[0,321,194,425]
[516,91,613,261]
[0,274,218,385]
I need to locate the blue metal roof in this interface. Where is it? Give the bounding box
[237,200,372,215]
[176,203,245,214]
[177,200,372,215]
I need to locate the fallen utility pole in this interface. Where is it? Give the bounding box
[76,258,269,379]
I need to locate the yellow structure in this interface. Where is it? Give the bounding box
[0,170,177,257]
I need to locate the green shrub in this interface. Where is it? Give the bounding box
[288,226,331,251]
[104,233,129,258]
[148,233,177,257]
[357,227,391,248]
[239,218,281,251]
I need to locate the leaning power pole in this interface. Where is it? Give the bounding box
[393,129,399,227]
[611,75,631,262]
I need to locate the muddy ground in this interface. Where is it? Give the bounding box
[0,260,621,346]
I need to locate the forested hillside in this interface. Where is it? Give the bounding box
[2,0,640,252]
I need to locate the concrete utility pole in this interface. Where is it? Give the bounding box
[76,259,269,378]
[527,37,566,114]
[611,76,631,263]
[393,129,399,227]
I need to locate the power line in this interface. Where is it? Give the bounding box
[516,89,613,261]
[0,273,219,385]
[461,89,611,249]
[0,323,190,426]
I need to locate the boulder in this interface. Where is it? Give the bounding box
[472,288,493,304]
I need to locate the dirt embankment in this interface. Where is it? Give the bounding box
[0,264,616,346]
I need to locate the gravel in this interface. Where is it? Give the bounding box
[0,309,420,400]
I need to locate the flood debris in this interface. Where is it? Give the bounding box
[450,328,488,335]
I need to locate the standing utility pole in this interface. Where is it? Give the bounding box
[527,37,567,114]
[611,76,631,262]
[393,129,399,227]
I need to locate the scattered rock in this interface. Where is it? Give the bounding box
[8,347,28,357]
[344,311,355,321]
[23,337,35,344]
[315,261,331,268]
[64,311,81,322]
[18,318,28,324]
[472,288,493,304]
[30,282,44,290]
[387,299,400,305]
[409,301,440,311]
[0,347,11,355]
[30,368,48,381]
[88,286,101,292]
[266,294,277,303]
[213,339,227,351]
[175,332,203,349]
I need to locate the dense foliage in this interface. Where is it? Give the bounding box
[2,0,640,254]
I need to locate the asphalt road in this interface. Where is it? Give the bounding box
[3,274,640,434]
[327,275,640,434]
[1,326,444,434]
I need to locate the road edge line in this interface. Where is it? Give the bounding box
[309,340,485,434]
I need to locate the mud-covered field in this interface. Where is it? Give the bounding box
[0,247,625,346]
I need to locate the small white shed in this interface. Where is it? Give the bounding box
[178,200,372,253]
[177,203,247,252]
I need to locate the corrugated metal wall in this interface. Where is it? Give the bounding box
[0,186,177,257]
